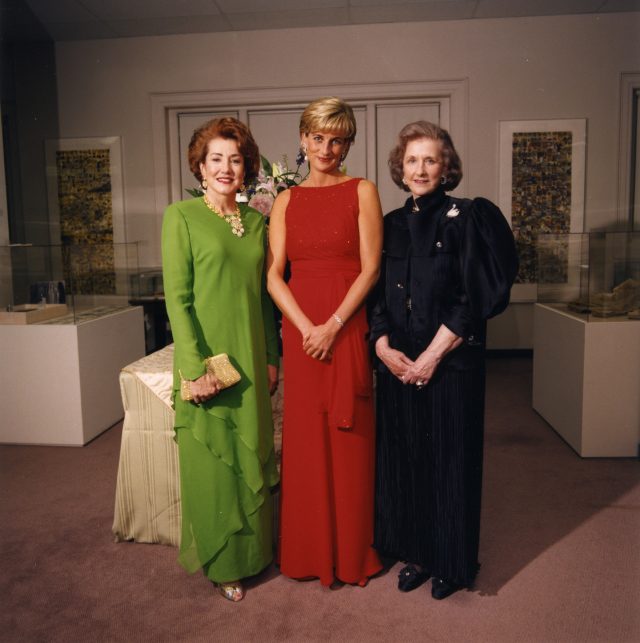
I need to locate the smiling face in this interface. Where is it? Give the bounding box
[199,137,245,199]
[302,130,349,175]
[402,137,446,199]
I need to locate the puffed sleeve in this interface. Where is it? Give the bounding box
[161,203,206,381]
[461,197,519,320]
[260,219,280,367]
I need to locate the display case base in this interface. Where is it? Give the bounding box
[0,306,145,446]
[533,303,640,457]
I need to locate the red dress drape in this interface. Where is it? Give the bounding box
[278,179,382,586]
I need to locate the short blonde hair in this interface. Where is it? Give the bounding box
[299,97,357,143]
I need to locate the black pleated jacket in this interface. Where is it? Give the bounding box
[368,188,519,371]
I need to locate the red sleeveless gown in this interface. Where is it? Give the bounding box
[278,178,382,586]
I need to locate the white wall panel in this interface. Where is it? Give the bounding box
[247,108,304,172]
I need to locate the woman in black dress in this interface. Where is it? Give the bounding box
[369,121,518,599]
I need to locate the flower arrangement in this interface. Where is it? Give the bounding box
[246,153,306,217]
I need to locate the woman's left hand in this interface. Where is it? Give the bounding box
[302,321,339,361]
[267,364,279,396]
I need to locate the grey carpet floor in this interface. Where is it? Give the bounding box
[1,357,638,642]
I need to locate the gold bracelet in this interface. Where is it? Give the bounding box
[179,369,193,402]
[332,313,344,328]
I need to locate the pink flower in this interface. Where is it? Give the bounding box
[248,192,275,217]
[255,177,277,195]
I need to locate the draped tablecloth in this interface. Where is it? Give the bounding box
[112,344,180,545]
[112,344,283,547]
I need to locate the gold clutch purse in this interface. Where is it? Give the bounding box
[180,353,241,401]
[205,353,241,389]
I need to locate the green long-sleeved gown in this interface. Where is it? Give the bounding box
[161,197,279,583]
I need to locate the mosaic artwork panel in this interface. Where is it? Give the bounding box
[56,149,115,294]
[511,131,572,284]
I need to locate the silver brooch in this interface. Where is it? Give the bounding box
[446,205,460,218]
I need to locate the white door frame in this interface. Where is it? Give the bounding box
[151,79,468,213]
[618,72,640,227]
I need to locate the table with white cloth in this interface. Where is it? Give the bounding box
[112,344,283,547]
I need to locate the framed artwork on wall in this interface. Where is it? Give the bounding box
[45,136,125,295]
[498,119,586,302]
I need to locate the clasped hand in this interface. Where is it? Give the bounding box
[302,322,338,361]
[376,339,440,387]
[400,349,441,387]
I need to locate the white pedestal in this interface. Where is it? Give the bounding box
[0,306,145,446]
[532,303,640,457]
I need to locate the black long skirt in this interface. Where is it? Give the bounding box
[374,364,486,587]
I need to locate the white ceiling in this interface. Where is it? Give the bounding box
[20,0,640,41]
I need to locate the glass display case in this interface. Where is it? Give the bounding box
[0,241,146,445]
[129,269,164,298]
[0,242,140,325]
[536,231,640,321]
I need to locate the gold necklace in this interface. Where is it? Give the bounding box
[203,195,245,237]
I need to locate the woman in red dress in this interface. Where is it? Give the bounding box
[267,97,383,586]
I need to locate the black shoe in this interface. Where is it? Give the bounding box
[397,564,430,592]
[431,577,463,600]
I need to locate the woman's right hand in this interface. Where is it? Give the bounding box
[375,335,413,380]
[188,372,220,404]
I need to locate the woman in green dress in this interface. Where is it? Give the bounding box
[161,117,280,602]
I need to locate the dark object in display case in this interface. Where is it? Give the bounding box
[128,295,172,355]
[30,281,66,304]
[128,269,171,354]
